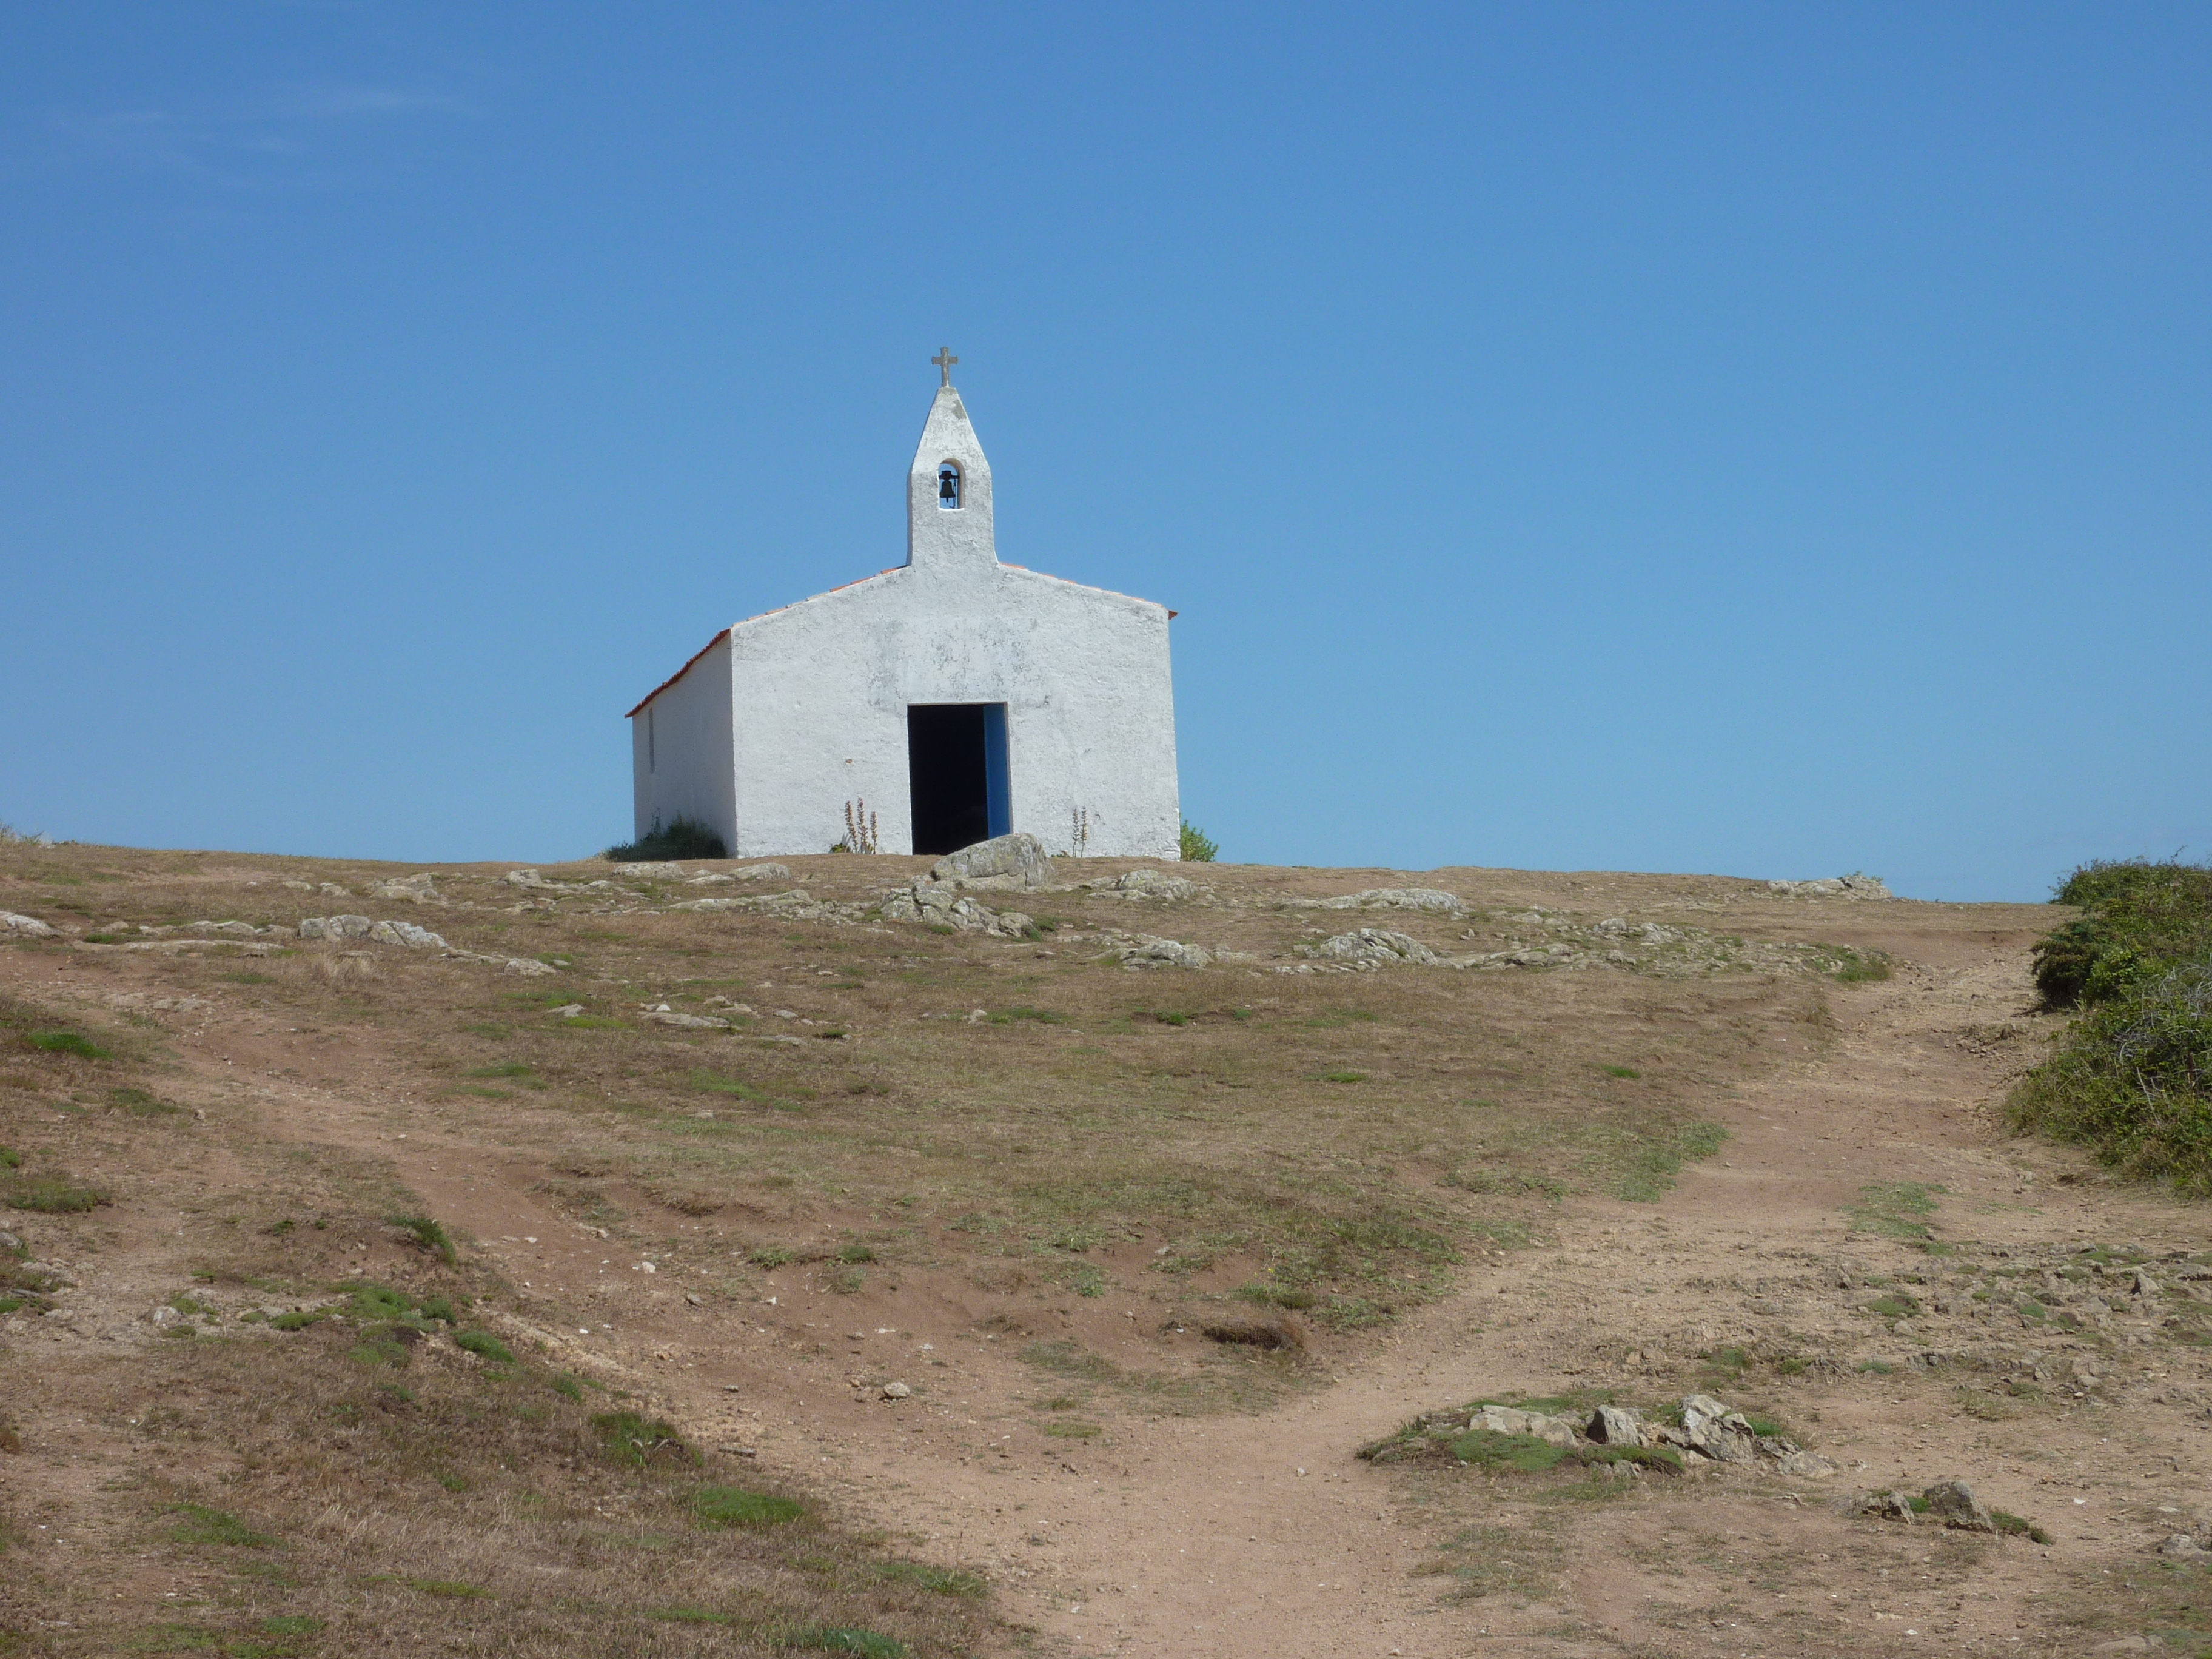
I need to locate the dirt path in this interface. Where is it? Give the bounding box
[13,901,2200,1657]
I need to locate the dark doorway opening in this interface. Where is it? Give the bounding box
[907,703,1009,855]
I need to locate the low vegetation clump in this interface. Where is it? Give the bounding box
[2013,859,2212,1187]
[1179,819,1218,862]
[605,814,729,862]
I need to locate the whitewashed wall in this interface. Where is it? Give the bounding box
[629,634,737,853]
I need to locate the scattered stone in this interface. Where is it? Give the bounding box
[1289,888,1464,914]
[504,869,549,888]
[550,1004,586,1018]
[1842,1489,1921,1523]
[672,888,859,925]
[1116,936,1212,970]
[929,832,1054,892]
[1674,1393,1758,1464]
[880,883,1034,937]
[2159,1533,2208,1560]
[0,912,57,938]
[881,1381,912,1401]
[1083,869,1204,901]
[643,1010,730,1030]
[369,873,443,904]
[1297,928,1437,970]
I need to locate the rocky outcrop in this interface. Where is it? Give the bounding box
[1083,869,1204,902]
[1,912,58,938]
[1296,928,1438,970]
[1766,874,1893,899]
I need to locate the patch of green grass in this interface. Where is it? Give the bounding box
[1042,1421,1102,1439]
[1846,1181,1945,1239]
[749,1245,796,1268]
[167,1504,276,1549]
[837,1243,877,1264]
[784,1629,907,1657]
[1603,1065,1641,1079]
[269,1309,330,1331]
[5,1172,110,1213]
[1321,1070,1367,1084]
[1604,1119,1726,1203]
[1828,948,1892,984]
[992,1006,1068,1025]
[406,1579,488,1598]
[1856,1359,1896,1376]
[550,1372,585,1401]
[1866,1293,1920,1319]
[876,1561,987,1597]
[691,1486,802,1528]
[386,1213,457,1265]
[25,1031,109,1059]
[1447,1429,1569,1472]
[590,1410,694,1469]
[110,1087,180,1116]
[829,1265,865,1294]
[454,1330,514,1364]
[465,1063,535,1079]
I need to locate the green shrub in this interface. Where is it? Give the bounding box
[454,1330,514,1364]
[606,816,728,862]
[2033,859,2212,1008]
[26,1030,110,1059]
[1178,820,1218,863]
[691,1485,802,1528]
[269,1309,330,1332]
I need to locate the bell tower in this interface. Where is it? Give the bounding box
[906,348,995,569]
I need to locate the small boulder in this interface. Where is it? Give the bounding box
[881,1381,912,1401]
[929,833,1053,892]
[2159,1534,2207,1560]
[1842,1489,1919,1523]
[1468,1405,1580,1447]
[1680,1393,1757,1464]
[1587,1405,1644,1446]
[0,912,58,938]
[1922,1479,1997,1533]
[1117,937,1213,970]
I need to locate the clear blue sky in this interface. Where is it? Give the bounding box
[4,4,2207,900]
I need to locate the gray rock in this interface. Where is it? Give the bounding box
[1084,869,1202,901]
[1922,1479,1996,1533]
[1766,874,1894,900]
[504,869,549,888]
[881,1381,912,1400]
[368,920,448,949]
[550,1004,586,1018]
[1679,1394,1757,1463]
[1117,936,1213,970]
[1772,1447,1842,1478]
[0,912,57,938]
[0,1231,21,1253]
[930,832,1054,891]
[1587,1405,1644,1445]
[370,874,443,903]
[1835,1489,1917,1522]
[1468,1405,1580,1447]
[2159,1533,2207,1560]
[298,915,375,940]
[1294,888,1464,914]
[1301,928,1437,970]
[643,1010,731,1030]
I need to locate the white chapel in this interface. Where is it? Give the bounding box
[625,357,1182,859]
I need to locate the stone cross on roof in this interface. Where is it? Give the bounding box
[932,347,958,387]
